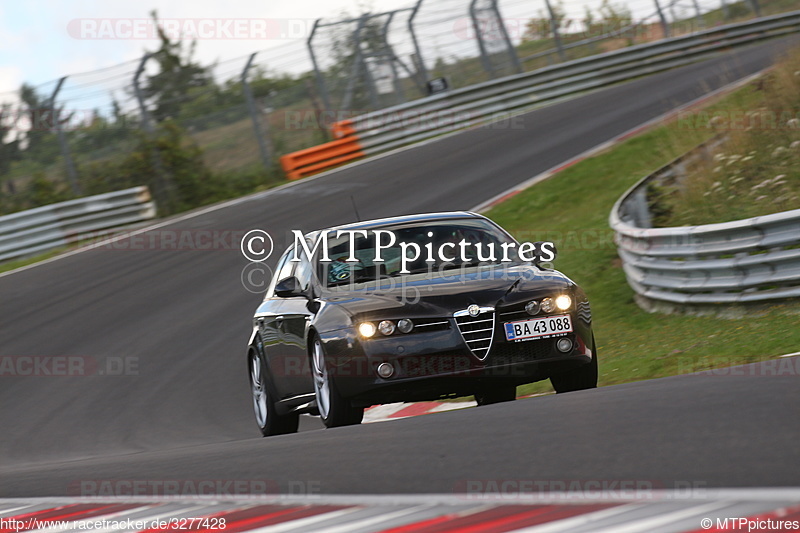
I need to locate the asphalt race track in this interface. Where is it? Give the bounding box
[1,37,798,497]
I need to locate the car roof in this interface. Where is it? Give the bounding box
[306,211,485,239]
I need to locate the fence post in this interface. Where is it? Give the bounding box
[408,0,429,87]
[241,53,272,171]
[543,0,567,62]
[133,53,174,213]
[491,0,522,73]
[354,14,380,110]
[49,77,82,196]
[654,0,671,38]
[748,0,762,17]
[470,0,496,78]
[691,0,704,30]
[381,11,406,105]
[307,19,332,115]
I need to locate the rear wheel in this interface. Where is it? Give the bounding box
[550,336,598,393]
[474,384,517,406]
[311,336,363,428]
[249,348,299,436]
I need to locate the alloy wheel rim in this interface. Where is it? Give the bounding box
[250,353,268,428]
[312,340,331,419]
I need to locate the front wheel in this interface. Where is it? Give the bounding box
[550,336,598,393]
[249,348,299,437]
[311,336,363,428]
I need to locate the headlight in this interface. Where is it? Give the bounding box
[378,320,396,336]
[525,300,540,315]
[555,295,572,311]
[397,319,414,333]
[359,322,377,338]
[540,297,555,313]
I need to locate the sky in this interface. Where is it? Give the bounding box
[0,0,715,107]
[0,0,412,97]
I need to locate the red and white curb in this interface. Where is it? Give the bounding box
[363,401,476,423]
[363,394,548,423]
[2,492,799,533]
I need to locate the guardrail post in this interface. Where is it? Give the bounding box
[491,0,523,74]
[543,0,567,62]
[308,19,332,115]
[653,0,671,38]
[133,53,175,214]
[408,0,429,87]
[470,0,496,78]
[241,53,272,171]
[49,77,82,196]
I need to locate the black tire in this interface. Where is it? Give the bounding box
[311,335,363,428]
[474,384,517,406]
[248,348,299,437]
[550,336,598,393]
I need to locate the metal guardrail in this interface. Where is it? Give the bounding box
[280,10,800,179]
[609,143,800,309]
[0,186,157,263]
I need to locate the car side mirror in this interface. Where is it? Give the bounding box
[274,276,303,298]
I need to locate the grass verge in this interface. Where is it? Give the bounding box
[484,62,800,396]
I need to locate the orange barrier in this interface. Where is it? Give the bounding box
[331,119,356,139]
[279,135,365,180]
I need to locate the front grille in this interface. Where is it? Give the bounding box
[454,307,495,360]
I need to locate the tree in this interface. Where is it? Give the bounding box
[18,83,63,165]
[523,1,566,41]
[141,10,213,122]
[598,0,633,33]
[0,103,21,176]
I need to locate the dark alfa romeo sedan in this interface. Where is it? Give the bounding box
[247,212,597,436]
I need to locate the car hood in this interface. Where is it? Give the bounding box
[322,265,574,320]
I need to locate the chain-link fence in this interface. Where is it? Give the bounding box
[0,0,783,217]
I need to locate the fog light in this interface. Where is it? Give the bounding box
[540,297,555,313]
[377,362,395,378]
[378,320,396,336]
[359,322,376,338]
[555,295,572,311]
[525,300,540,315]
[397,319,414,333]
[556,337,573,353]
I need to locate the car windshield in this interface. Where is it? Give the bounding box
[317,218,520,287]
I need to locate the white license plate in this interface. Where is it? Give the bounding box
[504,315,573,341]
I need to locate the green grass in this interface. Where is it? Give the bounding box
[651,49,800,226]
[482,75,800,396]
[0,248,68,275]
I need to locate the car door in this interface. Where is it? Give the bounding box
[256,247,295,399]
[276,249,316,397]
